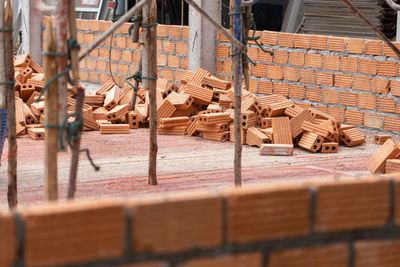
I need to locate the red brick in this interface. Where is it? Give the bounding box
[258,80,273,95]
[328,36,346,52]
[80,19,89,31]
[86,59,97,70]
[267,65,283,80]
[335,74,352,88]
[340,91,357,107]
[274,50,288,64]
[216,60,223,73]
[77,32,84,44]
[118,64,129,75]
[88,20,99,31]
[249,79,258,93]
[316,72,333,86]
[22,202,125,267]
[346,109,364,125]
[378,61,397,77]
[384,116,400,132]
[296,102,312,109]
[218,29,232,42]
[132,193,222,253]
[98,48,108,59]
[391,80,400,96]
[88,72,99,83]
[278,32,294,47]
[323,55,339,71]
[251,64,266,78]
[181,26,189,39]
[223,60,232,74]
[306,86,321,102]
[157,25,168,37]
[293,33,310,49]
[0,212,16,267]
[181,57,188,69]
[372,78,390,94]
[283,66,298,82]
[247,30,262,45]
[176,42,188,55]
[289,52,305,66]
[226,184,310,243]
[365,113,383,128]
[322,89,339,104]
[384,42,400,57]
[156,40,162,52]
[83,33,94,44]
[313,105,327,113]
[289,84,305,99]
[216,45,230,58]
[346,37,364,54]
[305,53,322,69]
[162,69,174,81]
[123,261,167,267]
[99,73,110,84]
[377,97,395,113]
[268,244,348,267]
[115,36,127,49]
[359,59,377,75]
[310,35,327,50]
[178,252,262,267]
[328,106,345,122]
[341,57,358,73]
[168,55,180,68]
[358,94,376,110]
[355,239,400,267]
[262,30,278,45]
[273,82,289,96]
[163,41,175,53]
[168,25,181,38]
[110,50,121,61]
[118,22,132,34]
[299,69,316,84]
[121,51,133,63]
[365,39,383,55]
[246,47,257,60]
[96,60,107,72]
[352,75,370,91]
[313,178,390,232]
[80,70,88,81]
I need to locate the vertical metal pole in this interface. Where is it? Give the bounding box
[232,0,242,187]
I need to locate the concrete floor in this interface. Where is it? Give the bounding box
[0,126,385,208]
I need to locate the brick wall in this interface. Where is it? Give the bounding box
[2,175,400,266]
[71,18,189,87]
[52,18,400,132]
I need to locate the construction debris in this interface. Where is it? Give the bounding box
[13,60,365,156]
[367,139,400,174]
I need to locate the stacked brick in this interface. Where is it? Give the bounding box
[368,138,400,174]
[2,176,400,266]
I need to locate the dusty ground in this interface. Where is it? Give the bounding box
[0,126,389,208]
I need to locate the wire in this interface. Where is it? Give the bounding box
[108,32,119,87]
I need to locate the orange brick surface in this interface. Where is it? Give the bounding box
[384,42,400,57]
[0,212,16,267]
[378,61,396,77]
[132,192,222,253]
[346,37,364,54]
[384,116,400,132]
[278,32,294,47]
[289,52,305,66]
[334,74,352,88]
[364,113,383,129]
[391,80,400,96]
[294,34,310,49]
[371,78,390,94]
[341,57,358,73]
[268,244,348,267]
[323,55,339,71]
[357,94,375,110]
[305,53,322,68]
[310,35,327,50]
[283,66,298,81]
[346,109,364,125]
[328,37,346,52]
[22,201,125,267]
[226,185,310,243]
[274,50,288,64]
[305,86,321,102]
[252,64,267,78]
[313,178,390,232]
[300,69,316,84]
[258,80,273,94]
[354,239,400,267]
[267,65,283,80]
[316,72,333,86]
[289,84,305,99]
[352,75,370,91]
[377,97,395,113]
[178,252,262,267]
[340,92,357,107]
[216,46,230,58]
[322,89,339,104]
[359,59,377,75]
[327,106,345,122]
[273,82,289,96]
[364,40,383,55]
[262,30,278,45]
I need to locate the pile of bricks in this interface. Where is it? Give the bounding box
[368,136,400,174]
[14,55,365,156]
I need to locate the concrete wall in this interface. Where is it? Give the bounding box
[1,175,400,266]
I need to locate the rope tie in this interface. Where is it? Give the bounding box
[0,80,15,85]
[128,15,143,36]
[0,28,12,32]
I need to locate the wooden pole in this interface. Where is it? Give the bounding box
[55,0,69,151]
[129,2,142,111]
[78,0,148,61]
[142,0,158,185]
[5,0,17,206]
[231,0,243,187]
[43,20,58,201]
[242,6,251,91]
[341,0,400,58]
[0,0,5,165]
[67,0,84,199]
